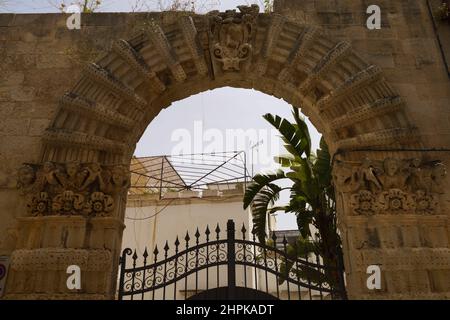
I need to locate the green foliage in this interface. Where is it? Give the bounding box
[249,182,283,242]
[243,107,343,287]
[59,0,102,13]
[263,0,274,13]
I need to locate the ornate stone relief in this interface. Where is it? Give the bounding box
[333,158,447,216]
[17,162,130,217]
[209,5,259,71]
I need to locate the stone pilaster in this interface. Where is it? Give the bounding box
[3,162,127,299]
[334,157,450,299]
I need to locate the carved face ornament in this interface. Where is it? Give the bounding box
[66,161,80,177]
[433,164,446,181]
[112,166,126,185]
[384,158,398,176]
[18,165,36,187]
[43,161,55,173]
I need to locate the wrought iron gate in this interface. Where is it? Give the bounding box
[118,220,347,300]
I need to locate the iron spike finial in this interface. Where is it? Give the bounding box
[195,228,200,239]
[205,225,210,241]
[143,247,149,259]
[241,223,247,240]
[215,223,221,239]
[271,231,277,242]
[164,240,170,252]
[153,245,159,256]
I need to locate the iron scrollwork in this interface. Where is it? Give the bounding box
[118,220,346,300]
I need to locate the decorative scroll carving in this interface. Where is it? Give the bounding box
[209,5,259,71]
[334,159,447,216]
[17,162,130,217]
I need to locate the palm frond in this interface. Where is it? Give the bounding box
[313,137,332,188]
[243,170,285,209]
[250,184,282,243]
[263,113,309,158]
[291,107,311,157]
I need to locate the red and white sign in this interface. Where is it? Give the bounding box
[0,256,10,298]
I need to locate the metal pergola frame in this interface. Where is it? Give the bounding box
[129,151,251,198]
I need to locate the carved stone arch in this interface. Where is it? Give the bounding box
[40,10,418,166]
[7,7,449,300]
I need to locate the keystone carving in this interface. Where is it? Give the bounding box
[333,158,447,216]
[17,162,130,217]
[209,5,259,71]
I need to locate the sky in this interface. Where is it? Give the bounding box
[1,0,266,13]
[1,0,323,230]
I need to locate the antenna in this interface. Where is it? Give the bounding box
[249,139,264,177]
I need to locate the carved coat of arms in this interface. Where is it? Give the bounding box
[209,5,259,71]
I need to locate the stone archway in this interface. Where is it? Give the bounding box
[4,6,448,300]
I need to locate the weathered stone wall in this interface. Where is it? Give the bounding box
[275,0,450,299]
[0,1,449,299]
[0,13,161,256]
[275,0,450,148]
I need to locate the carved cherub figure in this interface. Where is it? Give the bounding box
[56,161,82,191]
[332,161,360,193]
[33,161,61,193]
[431,163,447,194]
[380,158,408,190]
[359,160,382,192]
[417,164,433,192]
[80,162,104,191]
[17,164,37,194]
[111,165,131,194]
[406,158,422,191]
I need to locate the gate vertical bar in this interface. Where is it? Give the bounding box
[226,219,236,300]
[118,248,131,300]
